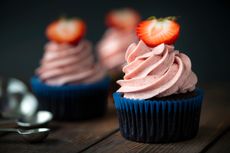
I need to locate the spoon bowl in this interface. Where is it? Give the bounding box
[0,77,39,119]
[19,128,50,142]
[0,128,50,143]
[0,111,53,129]
[17,111,53,128]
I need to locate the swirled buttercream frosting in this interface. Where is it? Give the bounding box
[117,40,197,99]
[97,28,137,70]
[36,40,105,85]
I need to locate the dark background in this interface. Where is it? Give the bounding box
[0,0,229,83]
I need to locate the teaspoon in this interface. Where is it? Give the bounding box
[0,111,53,128]
[0,128,50,142]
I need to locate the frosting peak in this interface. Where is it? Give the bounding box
[97,28,138,70]
[36,40,105,85]
[117,40,197,99]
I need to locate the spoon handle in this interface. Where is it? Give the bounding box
[0,128,18,133]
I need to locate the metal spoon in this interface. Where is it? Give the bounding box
[17,111,53,128]
[0,77,38,119]
[0,92,38,119]
[0,111,53,128]
[0,128,50,142]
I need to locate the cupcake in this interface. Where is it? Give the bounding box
[113,16,203,143]
[31,18,110,120]
[97,8,141,81]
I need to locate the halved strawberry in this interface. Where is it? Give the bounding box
[46,18,86,44]
[106,8,140,31]
[136,17,180,47]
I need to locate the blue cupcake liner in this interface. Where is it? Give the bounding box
[31,76,110,120]
[113,89,204,143]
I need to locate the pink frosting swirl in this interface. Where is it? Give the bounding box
[36,40,105,86]
[117,40,198,99]
[97,28,138,70]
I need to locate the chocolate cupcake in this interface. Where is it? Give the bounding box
[31,18,110,120]
[97,8,141,92]
[113,17,204,143]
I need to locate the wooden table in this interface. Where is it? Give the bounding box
[0,83,229,153]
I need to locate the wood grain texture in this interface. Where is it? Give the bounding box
[0,101,119,153]
[205,130,230,153]
[0,83,229,153]
[83,83,230,153]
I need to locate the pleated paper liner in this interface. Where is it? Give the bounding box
[113,89,204,143]
[31,76,110,121]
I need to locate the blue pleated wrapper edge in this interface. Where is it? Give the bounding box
[31,76,110,120]
[113,89,204,143]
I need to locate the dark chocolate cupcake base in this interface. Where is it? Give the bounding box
[113,89,203,143]
[31,76,110,121]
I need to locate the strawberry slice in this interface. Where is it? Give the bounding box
[106,8,140,31]
[136,17,180,47]
[46,18,86,44]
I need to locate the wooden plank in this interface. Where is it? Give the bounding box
[83,83,230,153]
[0,101,119,153]
[205,130,230,153]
